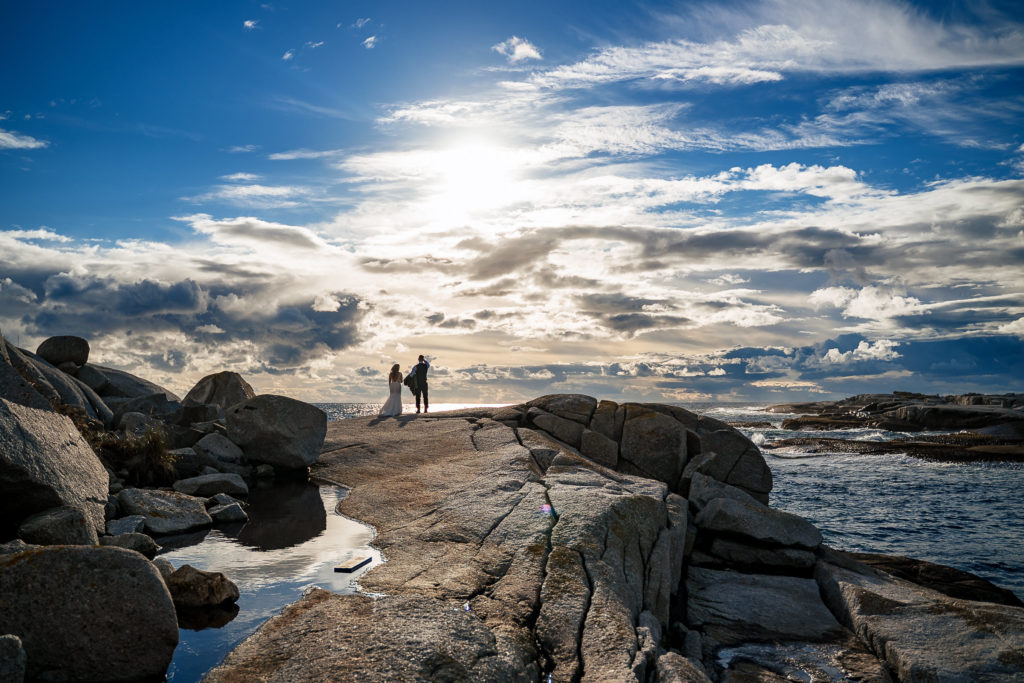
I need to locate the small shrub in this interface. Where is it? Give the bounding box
[97,429,176,487]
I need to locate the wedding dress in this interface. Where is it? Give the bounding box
[378,379,403,416]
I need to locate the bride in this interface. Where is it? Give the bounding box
[378,363,404,417]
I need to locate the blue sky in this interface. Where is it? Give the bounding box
[2,0,1023,403]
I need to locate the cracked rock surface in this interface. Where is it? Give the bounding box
[207,396,1024,682]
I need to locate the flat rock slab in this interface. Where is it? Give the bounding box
[209,413,691,682]
[207,590,527,682]
[117,487,212,535]
[817,561,1024,682]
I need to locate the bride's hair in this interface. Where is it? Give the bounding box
[389,363,401,381]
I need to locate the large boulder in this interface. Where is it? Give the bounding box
[226,395,327,469]
[165,564,240,608]
[184,371,256,413]
[0,545,178,681]
[193,432,244,463]
[525,394,597,425]
[0,398,108,537]
[618,404,689,489]
[17,505,99,546]
[0,634,26,683]
[173,472,248,498]
[8,345,100,421]
[0,331,52,411]
[117,487,212,535]
[694,496,822,549]
[36,335,89,367]
[92,364,180,401]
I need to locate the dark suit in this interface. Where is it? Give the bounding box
[414,361,429,412]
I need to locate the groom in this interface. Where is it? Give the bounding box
[414,354,430,413]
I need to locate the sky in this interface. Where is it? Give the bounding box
[2,0,1023,404]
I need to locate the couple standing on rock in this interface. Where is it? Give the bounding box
[378,355,429,417]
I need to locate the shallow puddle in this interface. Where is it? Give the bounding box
[159,480,378,681]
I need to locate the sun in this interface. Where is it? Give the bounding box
[424,139,521,225]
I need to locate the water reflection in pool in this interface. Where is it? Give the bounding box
[160,480,378,682]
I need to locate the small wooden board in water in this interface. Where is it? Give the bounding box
[334,556,372,573]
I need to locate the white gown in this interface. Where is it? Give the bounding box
[378,379,403,416]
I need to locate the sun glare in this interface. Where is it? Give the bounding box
[425,140,521,224]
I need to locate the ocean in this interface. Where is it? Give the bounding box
[317,401,1024,599]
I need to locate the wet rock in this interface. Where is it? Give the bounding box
[816,560,1024,681]
[117,487,212,535]
[226,395,327,469]
[0,545,178,681]
[165,564,240,608]
[701,538,816,571]
[106,514,146,535]
[207,492,245,508]
[173,472,248,498]
[152,556,175,579]
[0,634,26,683]
[209,502,248,524]
[36,335,89,366]
[0,398,108,538]
[17,505,98,546]
[100,531,159,558]
[184,370,256,413]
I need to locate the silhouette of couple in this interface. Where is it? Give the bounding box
[377,354,429,417]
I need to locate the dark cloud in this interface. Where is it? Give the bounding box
[12,269,365,372]
[357,366,381,376]
[360,256,458,274]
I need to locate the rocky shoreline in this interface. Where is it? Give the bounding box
[762,391,1024,462]
[2,335,1023,681]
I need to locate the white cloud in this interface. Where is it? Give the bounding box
[492,36,542,64]
[223,144,260,153]
[220,172,262,182]
[268,148,343,161]
[183,184,311,208]
[0,128,49,149]
[243,19,259,30]
[282,50,294,61]
[362,36,377,49]
[821,339,901,364]
[175,213,331,251]
[306,41,324,49]
[353,18,371,29]
[811,286,923,320]
[2,227,72,242]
